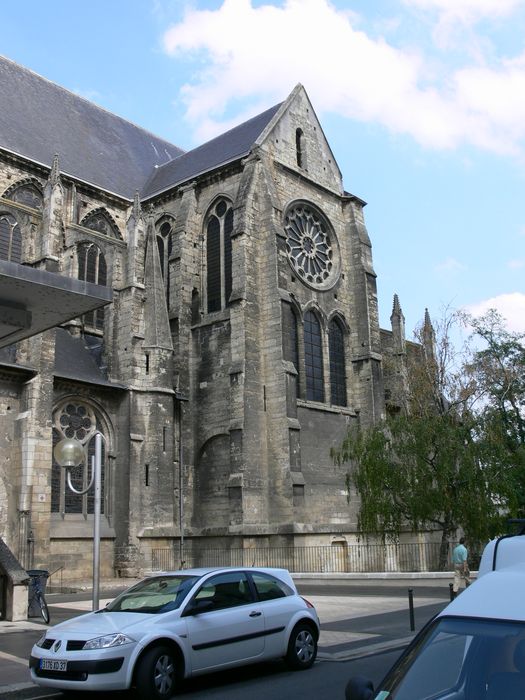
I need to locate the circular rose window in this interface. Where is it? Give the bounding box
[284,204,338,289]
[55,401,97,444]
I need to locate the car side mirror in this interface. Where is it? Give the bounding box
[182,598,214,616]
[345,676,375,700]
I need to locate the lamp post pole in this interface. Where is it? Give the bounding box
[92,432,102,610]
[54,432,104,611]
[175,391,189,569]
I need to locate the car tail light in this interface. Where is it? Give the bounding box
[301,596,315,608]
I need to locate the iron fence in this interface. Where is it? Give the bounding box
[150,541,464,574]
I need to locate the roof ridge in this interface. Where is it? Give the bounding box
[142,102,283,199]
[153,102,283,175]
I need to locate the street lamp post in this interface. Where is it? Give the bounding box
[53,432,105,611]
[175,391,189,569]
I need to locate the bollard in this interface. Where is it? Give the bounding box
[408,588,415,631]
[449,582,454,601]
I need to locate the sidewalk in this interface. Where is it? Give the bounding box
[0,574,454,699]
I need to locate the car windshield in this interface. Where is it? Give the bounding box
[105,575,200,614]
[380,616,525,700]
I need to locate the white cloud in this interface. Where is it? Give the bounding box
[466,292,525,332]
[73,87,103,103]
[161,0,525,156]
[403,0,523,24]
[435,257,466,274]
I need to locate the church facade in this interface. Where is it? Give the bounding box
[0,57,412,581]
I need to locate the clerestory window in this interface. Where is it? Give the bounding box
[0,213,22,263]
[5,182,43,210]
[77,242,107,331]
[206,199,233,313]
[156,219,173,307]
[81,209,121,239]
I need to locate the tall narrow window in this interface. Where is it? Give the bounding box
[206,199,233,313]
[296,128,306,169]
[156,219,173,307]
[0,213,22,262]
[329,318,347,406]
[304,311,324,402]
[78,242,107,330]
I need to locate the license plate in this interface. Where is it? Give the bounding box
[40,658,68,672]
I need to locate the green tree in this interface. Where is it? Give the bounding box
[467,310,525,516]
[333,309,509,567]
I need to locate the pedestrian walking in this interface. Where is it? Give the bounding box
[452,537,470,597]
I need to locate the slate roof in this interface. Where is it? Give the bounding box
[0,55,283,203]
[142,103,282,199]
[54,328,126,389]
[0,55,183,199]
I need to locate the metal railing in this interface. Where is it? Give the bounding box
[47,565,64,593]
[150,542,468,574]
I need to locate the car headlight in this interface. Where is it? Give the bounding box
[83,633,135,650]
[35,633,47,648]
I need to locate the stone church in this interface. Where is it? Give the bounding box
[0,55,416,582]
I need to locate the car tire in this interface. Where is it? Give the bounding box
[135,645,179,699]
[285,622,317,670]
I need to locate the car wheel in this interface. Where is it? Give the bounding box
[285,622,317,670]
[135,645,179,699]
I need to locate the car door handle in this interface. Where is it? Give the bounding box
[249,611,262,617]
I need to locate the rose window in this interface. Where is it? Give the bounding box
[284,205,336,288]
[55,402,96,445]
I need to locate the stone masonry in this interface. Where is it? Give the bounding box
[0,60,418,582]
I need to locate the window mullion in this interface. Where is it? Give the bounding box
[219,219,225,309]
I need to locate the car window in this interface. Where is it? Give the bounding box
[106,575,199,614]
[381,617,525,700]
[192,572,253,611]
[250,572,293,601]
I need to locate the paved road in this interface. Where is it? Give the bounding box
[0,578,452,699]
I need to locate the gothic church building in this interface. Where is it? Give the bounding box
[0,56,412,581]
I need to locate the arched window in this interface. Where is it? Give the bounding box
[78,242,107,330]
[296,128,306,169]
[156,219,173,306]
[329,318,347,406]
[0,213,22,262]
[206,199,233,313]
[51,401,108,516]
[5,182,43,210]
[304,311,324,402]
[81,208,121,239]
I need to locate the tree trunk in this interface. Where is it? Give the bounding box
[438,528,451,571]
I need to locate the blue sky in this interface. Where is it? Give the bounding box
[2,0,525,337]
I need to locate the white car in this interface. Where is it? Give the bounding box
[346,530,525,700]
[30,566,320,698]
